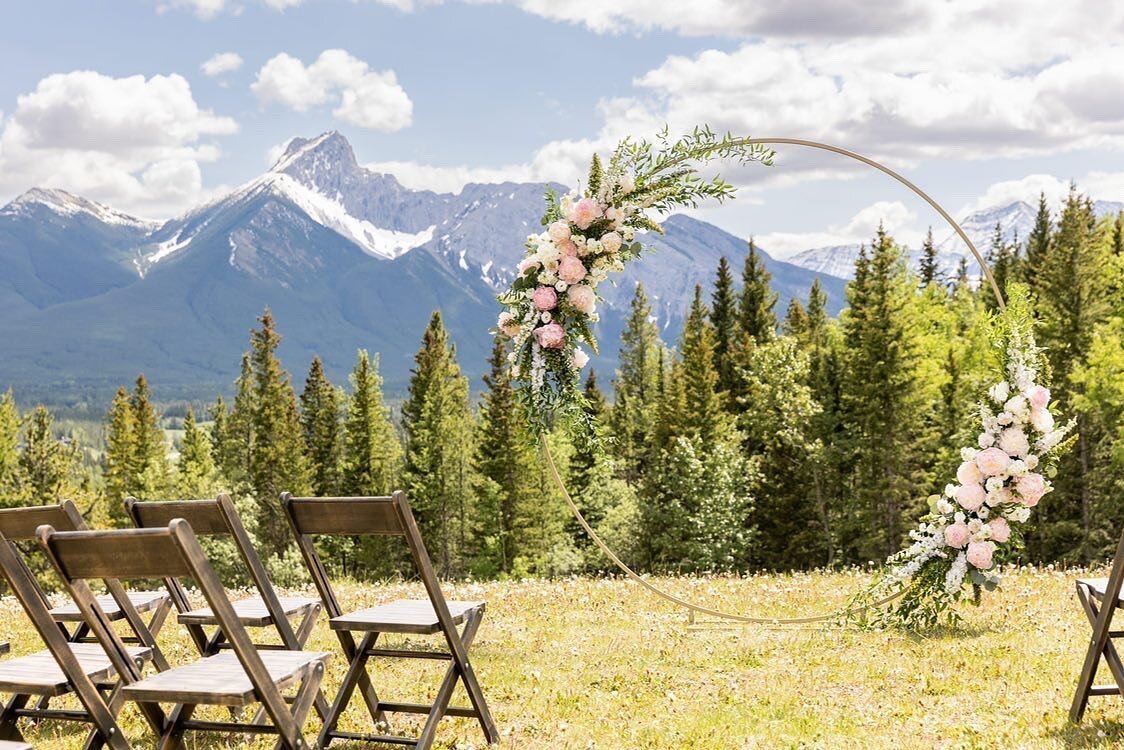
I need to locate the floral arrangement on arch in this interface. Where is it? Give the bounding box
[858,285,1076,629]
[494,127,773,442]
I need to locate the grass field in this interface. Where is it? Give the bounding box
[5,568,1124,749]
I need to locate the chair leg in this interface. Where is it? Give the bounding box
[335,630,386,727]
[450,611,499,745]
[156,703,195,750]
[146,597,174,639]
[272,661,325,750]
[0,694,29,742]
[1072,584,1124,721]
[292,604,330,721]
[416,613,486,750]
[319,632,379,748]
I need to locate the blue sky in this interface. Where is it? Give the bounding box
[2,0,1124,257]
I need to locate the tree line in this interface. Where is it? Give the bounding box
[1,184,1122,579]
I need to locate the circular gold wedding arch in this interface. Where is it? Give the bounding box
[544,137,1006,625]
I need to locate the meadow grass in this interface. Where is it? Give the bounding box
[5,568,1124,749]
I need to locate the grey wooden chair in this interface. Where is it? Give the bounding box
[36,520,331,750]
[0,527,160,749]
[124,495,326,718]
[281,491,499,750]
[1072,525,1124,721]
[0,502,172,647]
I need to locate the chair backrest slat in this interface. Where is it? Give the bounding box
[125,498,229,535]
[44,528,192,580]
[0,503,81,539]
[284,495,404,536]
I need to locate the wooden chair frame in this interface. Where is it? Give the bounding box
[281,491,498,749]
[36,520,328,750]
[0,527,157,749]
[124,495,326,718]
[1072,525,1124,721]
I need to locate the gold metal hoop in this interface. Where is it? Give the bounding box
[547,138,1005,624]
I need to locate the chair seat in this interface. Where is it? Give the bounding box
[122,650,331,706]
[0,642,153,697]
[1078,578,1124,605]
[49,590,169,622]
[330,599,483,635]
[177,595,319,627]
[0,740,32,750]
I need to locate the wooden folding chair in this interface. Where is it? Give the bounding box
[281,491,499,749]
[37,520,331,750]
[0,527,160,749]
[124,495,327,718]
[1072,526,1124,721]
[0,502,172,647]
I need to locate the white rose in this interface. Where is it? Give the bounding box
[979,433,995,449]
[989,381,1010,404]
[961,447,979,462]
[1004,395,1029,420]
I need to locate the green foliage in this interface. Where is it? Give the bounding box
[709,256,740,395]
[18,406,81,505]
[609,283,661,485]
[918,227,940,288]
[300,356,343,496]
[0,390,19,499]
[176,407,218,498]
[738,238,778,345]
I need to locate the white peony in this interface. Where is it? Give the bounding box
[1004,395,1029,420]
[998,427,1030,457]
[979,432,996,449]
[989,381,1010,403]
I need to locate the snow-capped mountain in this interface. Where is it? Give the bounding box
[0,131,841,397]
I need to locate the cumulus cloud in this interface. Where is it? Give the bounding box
[252,50,412,131]
[201,52,244,77]
[160,0,230,19]
[0,71,237,217]
[756,201,922,258]
[967,173,1124,216]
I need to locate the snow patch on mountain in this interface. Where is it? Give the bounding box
[3,188,157,230]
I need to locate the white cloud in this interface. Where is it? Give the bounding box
[161,0,231,19]
[252,50,412,131]
[201,52,244,77]
[0,71,238,218]
[757,201,922,258]
[967,172,1124,216]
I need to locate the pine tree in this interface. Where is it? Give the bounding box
[300,357,342,496]
[569,368,607,502]
[0,390,21,498]
[247,310,310,549]
[342,350,401,497]
[177,407,217,497]
[985,222,1013,310]
[709,256,739,395]
[918,227,940,287]
[18,406,77,504]
[224,355,256,487]
[474,336,536,575]
[609,284,661,484]
[739,238,778,343]
[1024,192,1052,294]
[402,312,475,575]
[1114,212,1124,257]
[208,396,231,482]
[679,286,725,449]
[782,297,809,338]
[129,375,169,498]
[955,257,970,289]
[102,386,137,523]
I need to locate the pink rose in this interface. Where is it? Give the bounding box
[558,256,588,284]
[571,198,603,230]
[532,286,557,311]
[1015,473,1047,506]
[1030,407,1054,433]
[944,522,970,549]
[497,311,521,337]
[600,231,623,254]
[1027,385,1050,410]
[571,348,589,369]
[989,517,1011,543]
[955,483,986,511]
[567,284,596,314]
[966,541,995,570]
[956,460,984,486]
[557,238,579,257]
[998,428,1030,458]
[533,322,565,349]
[548,220,571,242]
[975,447,1011,477]
[517,257,540,275]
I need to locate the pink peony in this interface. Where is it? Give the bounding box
[1027,385,1050,410]
[497,311,521,337]
[997,428,1030,458]
[944,522,970,549]
[966,541,995,570]
[558,256,588,284]
[567,284,596,314]
[533,322,565,349]
[547,220,571,242]
[1015,472,1047,506]
[600,231,623,254]
[955,483,986,511]
[557,238,579,257]
[571,198,603,230]
[975,447,1011,477]
[571,348,589,369]
[517,257,540,275]
[532,286,557,311]
[989,517,1011,543]
[1030,407,1054,433]
[957,460,984,486]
